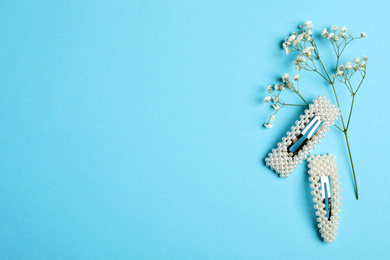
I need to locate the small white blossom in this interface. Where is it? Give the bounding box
[353,64,358,71]
[293,74,300,81]
[274,84,279,90]
[331,25,338,31]
[270,115,276,121]
[279,84,285,91]
[361,32,367,37]
[306,36,312,42]
[282,73,290,82]
[307,30,313,35]
[321,28,328,37]
[359,61,366,69]
[272,104,280,110]
[338,32,347,38]
[353,57,360,63]
[345,61,353,70]
[295,65,302,71]
[363,55,369,61]
[285,48,291,55]
[296,34,304,42]
[338,65,344,71]
[333,36,339,41]
[272,96,278,103]
[298,24,304,29]
[340,26,347,32]
[336,70,343,76]
[302,46,314,56]
[328,32,335,40]
[267,85,272,93]
[264,122,273,128]
[304,21,313,29]
[264,96,271,102]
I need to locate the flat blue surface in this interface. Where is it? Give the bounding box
[0,1,389,259]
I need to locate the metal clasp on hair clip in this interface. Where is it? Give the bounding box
[265,95,340,177]
[307,154,341,244]
[287,115,322,156]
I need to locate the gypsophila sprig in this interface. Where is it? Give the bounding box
[265,20,369,200]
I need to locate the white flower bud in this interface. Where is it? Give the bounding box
[264,96,271,102]
[293,74,300,81]
[363,55,369,61]
[282,73,290,82]
[270,115,276,121]
[264,122,273,128]
[328,32,334,40]
[331,25,338,31]
[361,32,367,37]
[321,28,328,37]
[340,26,347,32]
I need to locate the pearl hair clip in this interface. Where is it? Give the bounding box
[307,154,341,243]
[265,96,340,177]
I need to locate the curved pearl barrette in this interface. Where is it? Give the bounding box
[265,95,340,177]
[307,154,341,243]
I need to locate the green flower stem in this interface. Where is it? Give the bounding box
[284,103,307,107]
[344,131,359,200]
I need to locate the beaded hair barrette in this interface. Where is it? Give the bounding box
[307,154,341,243]
[265,96,340,177]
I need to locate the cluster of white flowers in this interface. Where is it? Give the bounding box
[283,21,314,55]
[263,73,305,128]
[321,25,366,42]
[333,55,368,78]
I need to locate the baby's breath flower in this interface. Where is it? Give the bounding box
[353,64,358,71]
[359,61,366,69]
[353,57,360,63]
[282,73,290,82]
[272,104,280,110]
[285,48,291,55]
[264,96,271,102]
[297,34,303,42]
[361,32,367,37]
[338,65,344,71]
[264,122,273,128]
[304,21,313,29]
[338,32,347,39]
[307,30,313,35]
[345,61,353,70]
[340,26,347,32]
[267,85,272,93]
[363,55,369,61]
[298,24,304,29]
[293,74,300,81]
[279,84,285,91]
[295,65,302,71]
[270,115,276,121]
[331,25,338,31]
[327,32,335,40]
[272,96,278,103]
[302,46,314,56]
[333,36,339,41]
[306,36,312,42]
[274,84,279,91]
[336,70,344,76]
[321,28,328,37]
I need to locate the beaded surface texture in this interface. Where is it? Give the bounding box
[265,96,340,177]
[307,154,341,243]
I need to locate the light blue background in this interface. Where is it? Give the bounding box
[0,0,388,259]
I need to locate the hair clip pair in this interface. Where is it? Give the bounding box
[264,96,342,243]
